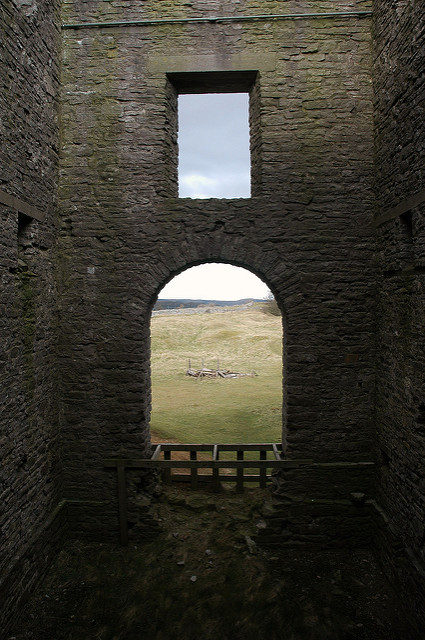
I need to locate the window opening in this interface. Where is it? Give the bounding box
[150,263,282,446]
[178,93,251,199]
[400,211,413,240]
[399,210,414,264]
[18,212,33,240]
[416,403,425,431]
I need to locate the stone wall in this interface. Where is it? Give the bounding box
[373,0,425,631]
[5,0,425,632]
[0,0,62,628]
[59,0,376,536]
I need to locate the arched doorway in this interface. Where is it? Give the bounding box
[149,262,285,448]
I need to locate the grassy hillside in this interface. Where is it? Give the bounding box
[154,298,260,310]
[150,307,283,443]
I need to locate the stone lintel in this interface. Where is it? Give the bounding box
[374,186,425,227]
[0,189,45,222]
[149,53,276,75]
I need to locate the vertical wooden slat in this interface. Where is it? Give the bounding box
[213,444,220,492]
[116,461,128,546]
[236,449,244,493]
[272,443,281,460]
[260,450,267,488]
[151,444,162,460]
[190,450,198,489]
[164,450,171,483]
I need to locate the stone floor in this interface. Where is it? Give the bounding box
[8,486,412,640]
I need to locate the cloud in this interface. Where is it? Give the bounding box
[159,264,271,301]
[179,174,219,199]
[178,93,251,199]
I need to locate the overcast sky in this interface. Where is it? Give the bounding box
[159,264,270,301]
[178,93,250,198]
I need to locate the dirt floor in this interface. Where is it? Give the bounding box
[7,485,413,640]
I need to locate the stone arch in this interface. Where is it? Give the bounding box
[150,258,286,317]
[146,248,303,451]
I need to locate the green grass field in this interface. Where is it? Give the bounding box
[150,306,283,443]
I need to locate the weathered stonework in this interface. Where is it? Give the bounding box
[57,0,376,544]
[373,0,425,632]
[1,0,424,634]
[0,0,62,629]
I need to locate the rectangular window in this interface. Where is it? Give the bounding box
[167,71,260,200]
[18,212,33,239]
[399,210,414,264]
[178,93,250,199]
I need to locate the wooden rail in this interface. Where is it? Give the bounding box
[105,442,287,544]
[104,448,375,545]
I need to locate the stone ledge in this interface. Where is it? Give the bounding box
[0,189,45,222]
[149,54,276,74]
[374,186,425,227]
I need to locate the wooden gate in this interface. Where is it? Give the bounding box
[105,442,286,544]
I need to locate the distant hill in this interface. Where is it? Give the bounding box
[154,298,262,311]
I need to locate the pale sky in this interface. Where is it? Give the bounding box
[178,93,250,198]
[159,264,270,301]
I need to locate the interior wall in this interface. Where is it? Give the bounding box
[373,0,425,630]
[59,0,376,537]
[0,0,62,628]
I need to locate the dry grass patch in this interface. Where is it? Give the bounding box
[150,307,283,443]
